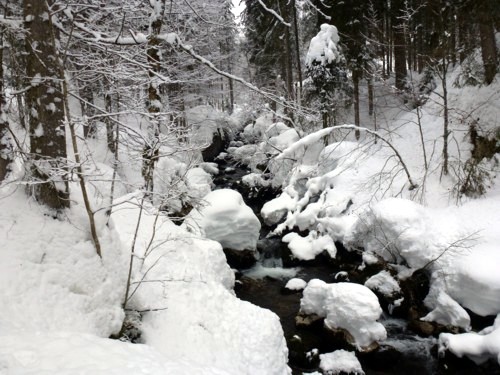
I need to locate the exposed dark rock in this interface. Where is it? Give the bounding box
[295,313,323,329]
[223,248,257,269]
[202,129,229,162]
[437,350,500,374]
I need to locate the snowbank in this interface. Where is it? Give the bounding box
[346,196,500,323]
[112,197,290,375]
[0,332,231,375]
[439,314,500,365]
[300,280,386,349]
[183,189,261,251]
[0,189,126,338]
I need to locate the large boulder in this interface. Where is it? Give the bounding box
[183,189,261,268]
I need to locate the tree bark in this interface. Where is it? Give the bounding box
[477,2,498,85]
[24,0,69,209]
[0,26,11,182]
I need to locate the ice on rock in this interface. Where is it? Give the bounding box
[301,280,387,349]
[183,189,261,251]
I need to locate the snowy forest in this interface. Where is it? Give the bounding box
[0,0,499,374]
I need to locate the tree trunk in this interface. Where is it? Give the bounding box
[291,0,302,102]
[143,0,167,196]
[353,69,360,140]
[0,26,11,182]
[477,2,497,85]
[24,0,69,209]
[441,61,449,176]
[393,0,407,91]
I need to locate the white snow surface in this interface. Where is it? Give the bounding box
[183,189,261,251]
[364,271,401,297]
[300,280,387,349]
[112,195,291,375]
[285,278,307,291]
[0,332,231,375]
[439,314,500,365]
[0,188,126,338]
[282,231,336,261]
[319,350,365,375]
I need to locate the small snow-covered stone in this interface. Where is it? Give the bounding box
[285,278,307,291]
[319,350,365,375]
[365,271,401,297]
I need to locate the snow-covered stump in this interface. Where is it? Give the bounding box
[299,280,387,351]
[183,189,261,269]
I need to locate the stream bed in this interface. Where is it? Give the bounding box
[212,151,500,375]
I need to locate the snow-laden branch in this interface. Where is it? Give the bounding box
[277,125,418,190]
[257,0,291,27]
[303,0,331,20]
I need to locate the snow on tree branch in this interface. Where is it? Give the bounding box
[256,0,291,27]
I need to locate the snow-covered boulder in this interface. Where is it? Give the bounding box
[183,189,261,251]
[364,271,401,298]
[300,280,387,349]
[319,350,365,375]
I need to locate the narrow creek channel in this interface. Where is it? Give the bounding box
[212,149,500,375]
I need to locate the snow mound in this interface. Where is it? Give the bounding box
[285,278,307,291]
[112,197,290,375]
[183,189,261,251]
[300,280,386,349]
[319,350,365,375]
[0,189,126,338]
[439,314,500,365]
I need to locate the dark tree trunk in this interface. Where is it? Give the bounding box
[393,0,407,91]
[477,2,498,85]
[24,0,69,209]
[353,69,361,140]
[291,0,302,101]
[0,26,11,182]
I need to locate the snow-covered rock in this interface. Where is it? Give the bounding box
[183,189,261,251]
[300,280,387,349]
[439,314,500,365]
[285,278,307,291]
[364,271,401,297]
[282,231,336,261]
[319,350,365,375]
